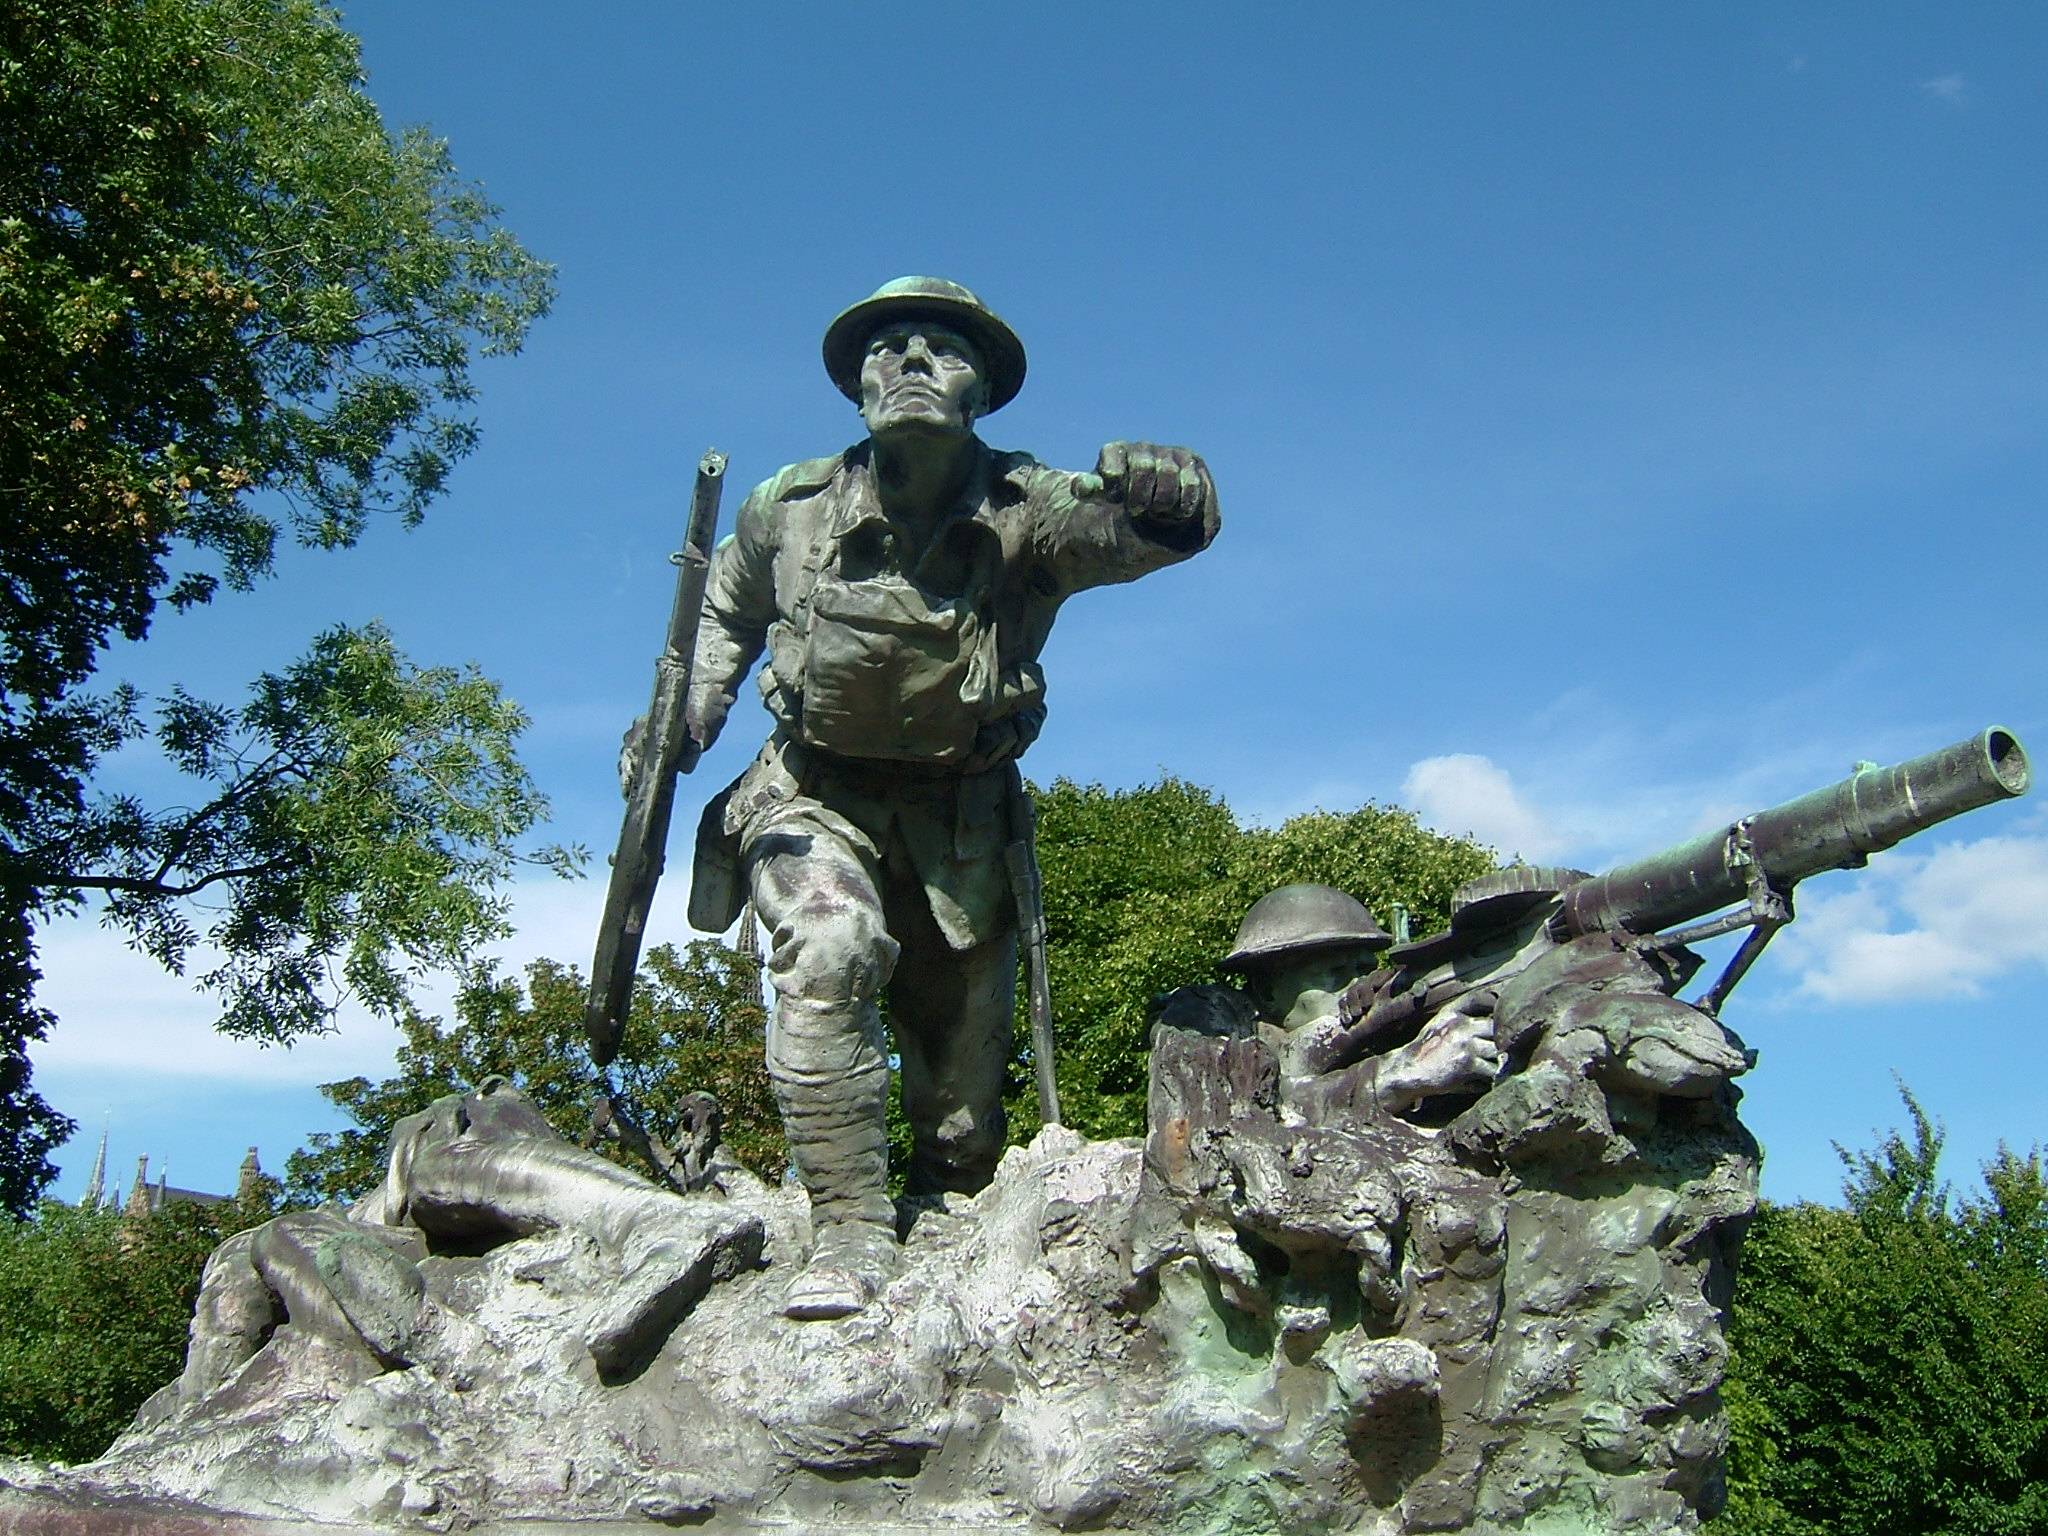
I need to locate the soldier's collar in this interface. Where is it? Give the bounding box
[820,439,1025,535]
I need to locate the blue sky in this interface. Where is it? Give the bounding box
[32,3,2048,1208]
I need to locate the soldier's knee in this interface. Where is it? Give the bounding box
[770,893,898,1007]
[768,994,889,1082]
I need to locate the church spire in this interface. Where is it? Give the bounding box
[236,1146,263,1204]
[80,1124,109,1209]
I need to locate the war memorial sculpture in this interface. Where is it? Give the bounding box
[0,280,2034,1534]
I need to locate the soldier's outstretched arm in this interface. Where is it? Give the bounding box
[1033,441,1220,594]
[686,482,780,753]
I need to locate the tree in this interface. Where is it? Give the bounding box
[0,0,556,1209]
[0,1191,279,1463]
[285,941,780,1204]
[1718,1086,2048,1534]
[1027,777,1494,1139]
[80,623,576,1043]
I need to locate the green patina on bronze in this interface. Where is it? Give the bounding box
[679,277,1219,1320]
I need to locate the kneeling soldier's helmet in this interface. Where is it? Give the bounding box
[1219,883,1392,973]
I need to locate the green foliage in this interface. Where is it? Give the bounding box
[67,622,576,1043]
[287,942,780,1204]
[0,1193,277,1463]
[0,0,553,627]
[1026,777,1494,1140]
[0,0,553,1208]
[1719,1087,2048,1534]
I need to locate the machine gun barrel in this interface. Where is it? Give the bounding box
[1556,727,2030,940]
[1327,727,2030,1064]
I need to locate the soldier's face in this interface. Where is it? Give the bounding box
[1260,945,1377,1031]
[860,322,987,438]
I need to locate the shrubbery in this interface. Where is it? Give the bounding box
[0,1194,276,1463]
[1717,1090,2048,1533]
[1025,776,1493,1139]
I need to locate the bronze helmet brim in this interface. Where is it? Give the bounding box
[1218,929,1394,974]
[822,284,1027,415]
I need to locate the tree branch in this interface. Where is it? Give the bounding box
[64,858,296,899]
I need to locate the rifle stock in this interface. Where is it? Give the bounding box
[585,450,728,1069]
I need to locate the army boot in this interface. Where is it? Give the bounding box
[775,1055,899,1320]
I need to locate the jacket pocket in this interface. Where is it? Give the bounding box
[797,576,995,764]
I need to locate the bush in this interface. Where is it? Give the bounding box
[1719,1089,2048,1533]
[0,1194,275,1463]
[1027,776,1493,1139]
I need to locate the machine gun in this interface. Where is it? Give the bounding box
[1319,727,2032,1073]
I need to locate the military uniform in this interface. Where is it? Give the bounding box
[688,436,1218,1225]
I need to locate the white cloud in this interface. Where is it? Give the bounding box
[1919,73,1969,105]
[29,874,614,1083]
[30,920,405,1082]
[1778,833,2048,1003]
[1401,754,1572,861]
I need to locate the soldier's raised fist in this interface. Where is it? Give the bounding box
[1084,440,1212,527]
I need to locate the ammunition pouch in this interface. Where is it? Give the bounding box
[782,575,998,766]
[687,782,745,934]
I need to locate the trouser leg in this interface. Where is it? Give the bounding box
[401,1127,749,1380]
[403,1133,686,1256]
[177,1230,279,1407]
[749,816,900,1235]
[886,870,1016,1199]
[249,1212,426,1368]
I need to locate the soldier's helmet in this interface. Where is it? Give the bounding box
[1219,883,1393,973]
[823,276,1028,414]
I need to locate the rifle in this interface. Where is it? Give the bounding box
[585,450,728,1074]
[1319,727,2031,1072]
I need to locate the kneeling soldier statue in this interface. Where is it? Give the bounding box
[685,278,1220,1318]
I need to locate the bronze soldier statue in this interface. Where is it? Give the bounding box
[685,278,1219,1318]
[1154,883,1503,1115]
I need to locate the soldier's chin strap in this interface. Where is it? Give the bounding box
[1639,818,1795,1017]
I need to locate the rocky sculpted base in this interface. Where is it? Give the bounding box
[0,1013,1754,1536]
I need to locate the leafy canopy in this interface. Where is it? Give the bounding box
[0,0,555,1209]
[1027,777,1494,1139]
[1718,1085,2048,1535]
[74,622,579,1043]
[0,0,552,670]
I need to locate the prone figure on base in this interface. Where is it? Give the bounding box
[154,1079,762,1421]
